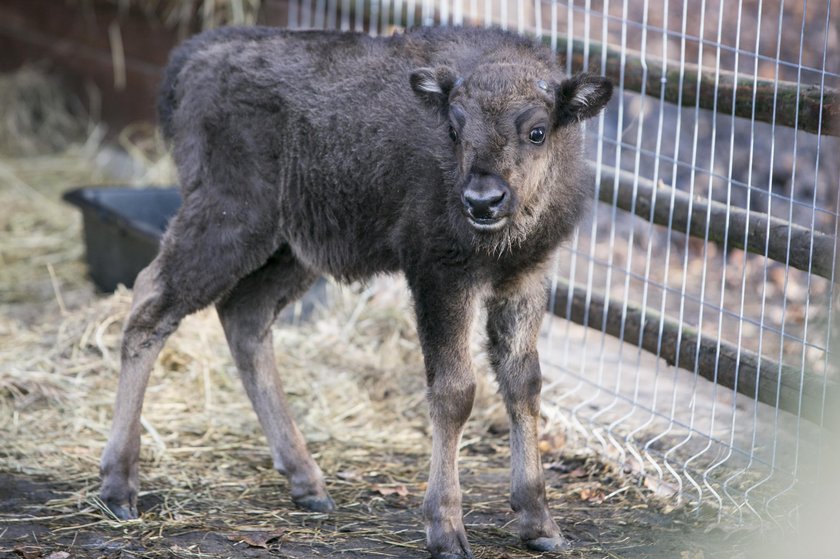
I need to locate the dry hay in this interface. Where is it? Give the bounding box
[2,276,495,478]
[0,68,109,317]
[0,145,104,313]
[0,67,94,158]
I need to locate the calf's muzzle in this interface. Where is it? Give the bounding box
[461,173,511,231]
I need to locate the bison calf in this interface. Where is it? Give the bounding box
[99,25,612,558]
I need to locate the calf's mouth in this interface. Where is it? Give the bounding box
[465,213,509,232]
[461,172,512,233]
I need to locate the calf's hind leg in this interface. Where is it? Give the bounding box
[99,259,179,519]
[216,246,334,512]
[100,197,281,519]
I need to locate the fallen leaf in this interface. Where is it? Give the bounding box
[337,470,361,481]
[544,462,587,477]
[579,487,605,503]
[570,467,587,478]
[372,483,409,497]
[13,547,40,559]
[226,529,285,548]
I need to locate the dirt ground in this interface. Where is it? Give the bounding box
[0,448,745,559]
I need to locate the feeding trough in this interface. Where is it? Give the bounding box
[63,187,180,293]
[63,186,327,320]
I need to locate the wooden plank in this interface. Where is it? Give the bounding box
[0,0,179,68]
[594,164,838,283]
[0,0,181,128]
[0,32,162,130]
[551,35,840,137]
[550,278,836,426]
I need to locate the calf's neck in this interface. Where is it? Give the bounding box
[100,25,612,559]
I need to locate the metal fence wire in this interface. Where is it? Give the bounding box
[282,0,840,527]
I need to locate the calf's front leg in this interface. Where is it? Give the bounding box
[411,279,477,559]
[486,272,566,551]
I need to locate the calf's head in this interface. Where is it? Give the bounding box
[411,59,612,252]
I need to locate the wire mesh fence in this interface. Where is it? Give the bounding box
[281,0,839,528]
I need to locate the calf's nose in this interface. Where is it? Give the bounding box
[464,189,505,219]
[462,180,509,221]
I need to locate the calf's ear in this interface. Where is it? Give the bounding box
[410,66,459,109]
[554,73,613,127]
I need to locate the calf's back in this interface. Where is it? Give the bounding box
[159,26,590,282]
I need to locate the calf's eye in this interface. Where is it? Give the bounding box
[449,125,459,143]
[529,126,546,144]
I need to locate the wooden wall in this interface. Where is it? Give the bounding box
[0,0,290,131]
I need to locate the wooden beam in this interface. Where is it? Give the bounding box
[549,278,836,426]
[550,36,839,137]
[594,164,838,283]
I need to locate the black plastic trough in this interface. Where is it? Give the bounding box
[63,186,327,322]
[63,187,180,293]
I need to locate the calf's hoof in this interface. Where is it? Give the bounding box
[427,525,474,559]
[103,499,138,520]
[431,552,475,559]
[100,477,139,520]
[524,535,569,552]
[293,493,336,513]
